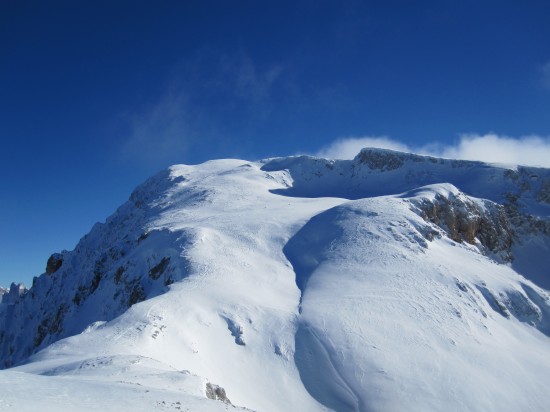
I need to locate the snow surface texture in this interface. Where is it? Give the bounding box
[1,148,550,411]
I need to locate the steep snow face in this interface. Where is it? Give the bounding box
[0,168,195,367]
[2,148,550,411]
[2,159,344,411]
[285,185,550,411]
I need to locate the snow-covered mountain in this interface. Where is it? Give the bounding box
[1,148,550,411]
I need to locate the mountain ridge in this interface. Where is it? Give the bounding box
[1,148,550,411]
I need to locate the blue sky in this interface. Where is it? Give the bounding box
[1,0,550,286]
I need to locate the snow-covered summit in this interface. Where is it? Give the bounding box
[1,148,550,411]
[263,147,550,212]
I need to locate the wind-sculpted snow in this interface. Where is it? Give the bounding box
[0,354,247,412]
[262,148,550,215]
[263,148,550,287]
[285,187,550,411]
[2,159,343,411]
[1,148,550,411]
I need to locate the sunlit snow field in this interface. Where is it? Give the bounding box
[2,149,550,411]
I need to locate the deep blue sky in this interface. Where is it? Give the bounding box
[1,0,550,286]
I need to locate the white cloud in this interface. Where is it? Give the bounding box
[315,134,550,168]
[314,136,410,159]
[432,134,550,167]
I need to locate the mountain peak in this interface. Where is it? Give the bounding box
[2,151,550,411]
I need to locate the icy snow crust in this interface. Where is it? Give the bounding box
[2,148,550,411]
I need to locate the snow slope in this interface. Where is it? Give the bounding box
[0,357,242,412]
[287,185,550,411]
[1,148,550,411]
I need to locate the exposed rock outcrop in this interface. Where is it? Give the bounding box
[0,170,194,368]
[412,190,513,262]
[46,253,63,275]
[356,148,408,170]
[205,382,231,404]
